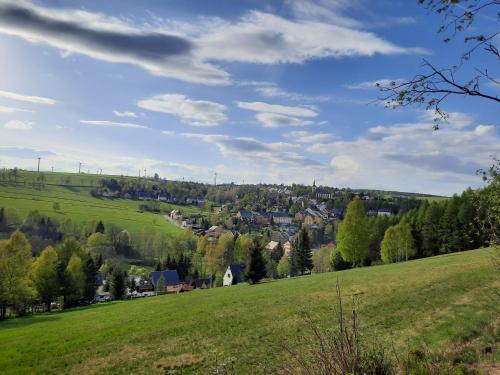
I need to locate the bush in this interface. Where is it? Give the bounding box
[280,284,394,375]
[331,249,351,271]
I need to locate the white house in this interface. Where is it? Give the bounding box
[223,264,245,286]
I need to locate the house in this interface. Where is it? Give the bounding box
[223,264,245,286]
[270,212,293,225]
[283,241,292,257]
[149,270,181,293]
[237,210,254,222]
[265,241,280,252]
[377,209,393,216]
[205,225,233,241]
[191,278,213,289]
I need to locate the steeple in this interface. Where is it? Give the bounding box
[312,179,316,192]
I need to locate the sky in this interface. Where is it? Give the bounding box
[0,0,498,195]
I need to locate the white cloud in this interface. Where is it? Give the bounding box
[138,94,227,127]
[113,110,137,118]
[161,130,176,136]
[346,78,405,89]
[306,111,499,194]
[0,105,33,113]
[236,101,317,117]
[474,124,495,136]
[256,113,314,128]
[4,120,33,130]
[80,120,148,129]
[197,11,428,65]
[284,131,336,143]
[0,2,427,86]
[0,89,56,104]
[180,132,321,167]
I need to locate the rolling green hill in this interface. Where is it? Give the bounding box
[0,248,497,374]
[0,172,204,236]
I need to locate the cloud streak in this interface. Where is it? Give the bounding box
[138,94,227,127]
[0,89,56,104]
[80,120,148,129]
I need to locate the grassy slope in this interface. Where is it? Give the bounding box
[0,249,497,374]
[0,182,201,236]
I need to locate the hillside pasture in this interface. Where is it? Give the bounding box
[0,248,497,374]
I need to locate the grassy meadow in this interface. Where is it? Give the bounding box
[0,248,497,374]
[0,171,204,235]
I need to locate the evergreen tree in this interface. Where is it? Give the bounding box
[82,255,98,303]
[289,240,300,276]
[330,248,351,271]
[110,269,126,300]
[439,197,461,253]
[421,202,442,256]
[31,246,59,311]
[337,198,370,266]
[297,228,313,274]
[245,239,267,284]
[95,221,105,234]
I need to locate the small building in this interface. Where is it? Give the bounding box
[377,209,393,216]
[150,270,181,293]
[270,212,293,225]
[223,264,245,286]
[191,278,213,289]
[265,240,280,252]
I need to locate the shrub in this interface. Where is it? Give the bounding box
[330,249,351,271]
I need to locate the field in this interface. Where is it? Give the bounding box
[0,171,204,235]
[0,248,497,374]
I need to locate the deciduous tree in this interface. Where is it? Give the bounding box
[337,198,370,266]
[31,246,59,311]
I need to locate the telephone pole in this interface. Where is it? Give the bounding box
[78,162,82,174]
[37,157,41,172]
[214,172,217,187]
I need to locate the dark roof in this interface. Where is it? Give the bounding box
[228,264,245,278]
[270,212,291,218]
[191,278,213,288]
[238,210,254,219]
[150,270,180,287]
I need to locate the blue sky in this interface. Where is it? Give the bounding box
[0,0,498,195]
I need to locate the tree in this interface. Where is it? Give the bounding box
[330,249,351,271]
[245,239,267,284]
[156,274,165,295]
[110,269,126,300]
[381,223,416,263]
[52,202,61,212]
[277,255,290,278]
[297,228,313,274]
[421,203,442,256]
[31,246,59,311]
[439,197,462,253]
[337,198,370,266]
[82,255,98,303]
[378,0,499,127]
[86,232,114,260]
[95,220,105,234]
[312,246,332,273]
[289,240,300,276]
[234,233,253,263]
[0,231,35,318]
[64,254,85,307]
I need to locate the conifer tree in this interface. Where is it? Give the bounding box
[297,228,313,274]
[245,239,266,284]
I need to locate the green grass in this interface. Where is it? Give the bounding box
[0,248,497,374]
[0,182,202,236]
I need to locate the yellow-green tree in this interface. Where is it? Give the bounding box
[381,223,415,263]
[64,254,85,307]
[31,246,59,311]
[337,198,370,266]
[0,230,35,318]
